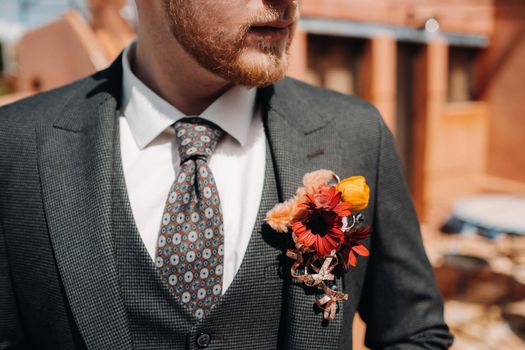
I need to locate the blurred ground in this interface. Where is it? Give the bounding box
[423,227,525,350]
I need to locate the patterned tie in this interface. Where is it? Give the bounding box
[155,118,225,320]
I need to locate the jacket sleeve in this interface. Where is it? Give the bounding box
[0,222,27,349]
[358,119,454,349]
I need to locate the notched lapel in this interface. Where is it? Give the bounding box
[261,82,343,202]
[261,80,344,349]
[36,59,133,350]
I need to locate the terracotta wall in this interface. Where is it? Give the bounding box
[478,0,525,183]
[16,11,109,93]
[14,1,133,94]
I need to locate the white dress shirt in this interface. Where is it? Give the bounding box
[119,42,266,293]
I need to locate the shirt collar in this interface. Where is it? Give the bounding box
[121,41,257,150]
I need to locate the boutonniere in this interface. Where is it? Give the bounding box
[266,170,371,320]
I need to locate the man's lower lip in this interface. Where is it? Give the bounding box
[248,26,290,41]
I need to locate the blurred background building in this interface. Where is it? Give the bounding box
[1,1,524,349]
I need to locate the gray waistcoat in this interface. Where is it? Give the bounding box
[110,139,286,350]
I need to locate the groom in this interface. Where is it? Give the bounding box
[0,0,453,349]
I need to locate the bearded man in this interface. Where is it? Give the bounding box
[0,1,453,349]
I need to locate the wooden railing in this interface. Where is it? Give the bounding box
[301,0,494,36]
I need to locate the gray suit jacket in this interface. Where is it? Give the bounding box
[0,57,453,349]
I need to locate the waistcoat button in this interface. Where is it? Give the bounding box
[196,333,211,348]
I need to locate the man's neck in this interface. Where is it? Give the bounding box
[133,39,234,116]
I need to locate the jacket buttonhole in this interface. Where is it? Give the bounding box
[307,149,325,160]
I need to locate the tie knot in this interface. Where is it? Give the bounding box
[174,118,223,163]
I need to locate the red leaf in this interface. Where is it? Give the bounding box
[352,242,369,256]
[347,251,357,267]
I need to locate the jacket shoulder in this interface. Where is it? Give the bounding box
[0,63,119,168]
[0,69,110,129]
[277,77,387,141]
[280,77,384,126]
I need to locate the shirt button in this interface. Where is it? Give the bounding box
[196,333,211,349]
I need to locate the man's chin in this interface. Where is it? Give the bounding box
[222,50,289,88]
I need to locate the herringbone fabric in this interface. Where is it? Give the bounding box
[155,118,224,319]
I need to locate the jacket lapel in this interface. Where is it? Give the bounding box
[36,59,133,349]
[261,79,345,349]
[261,80,344,201]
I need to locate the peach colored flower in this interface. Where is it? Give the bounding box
[295,185,306,199]
[302,169,336,194]
[266,197,301,233]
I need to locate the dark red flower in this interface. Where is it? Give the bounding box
[340,227,371,269]
[291,186,351,256]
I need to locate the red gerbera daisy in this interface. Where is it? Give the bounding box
[291,186,351,256]
[340,227,371,269]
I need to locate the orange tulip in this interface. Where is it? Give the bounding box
[336,176,370,211]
